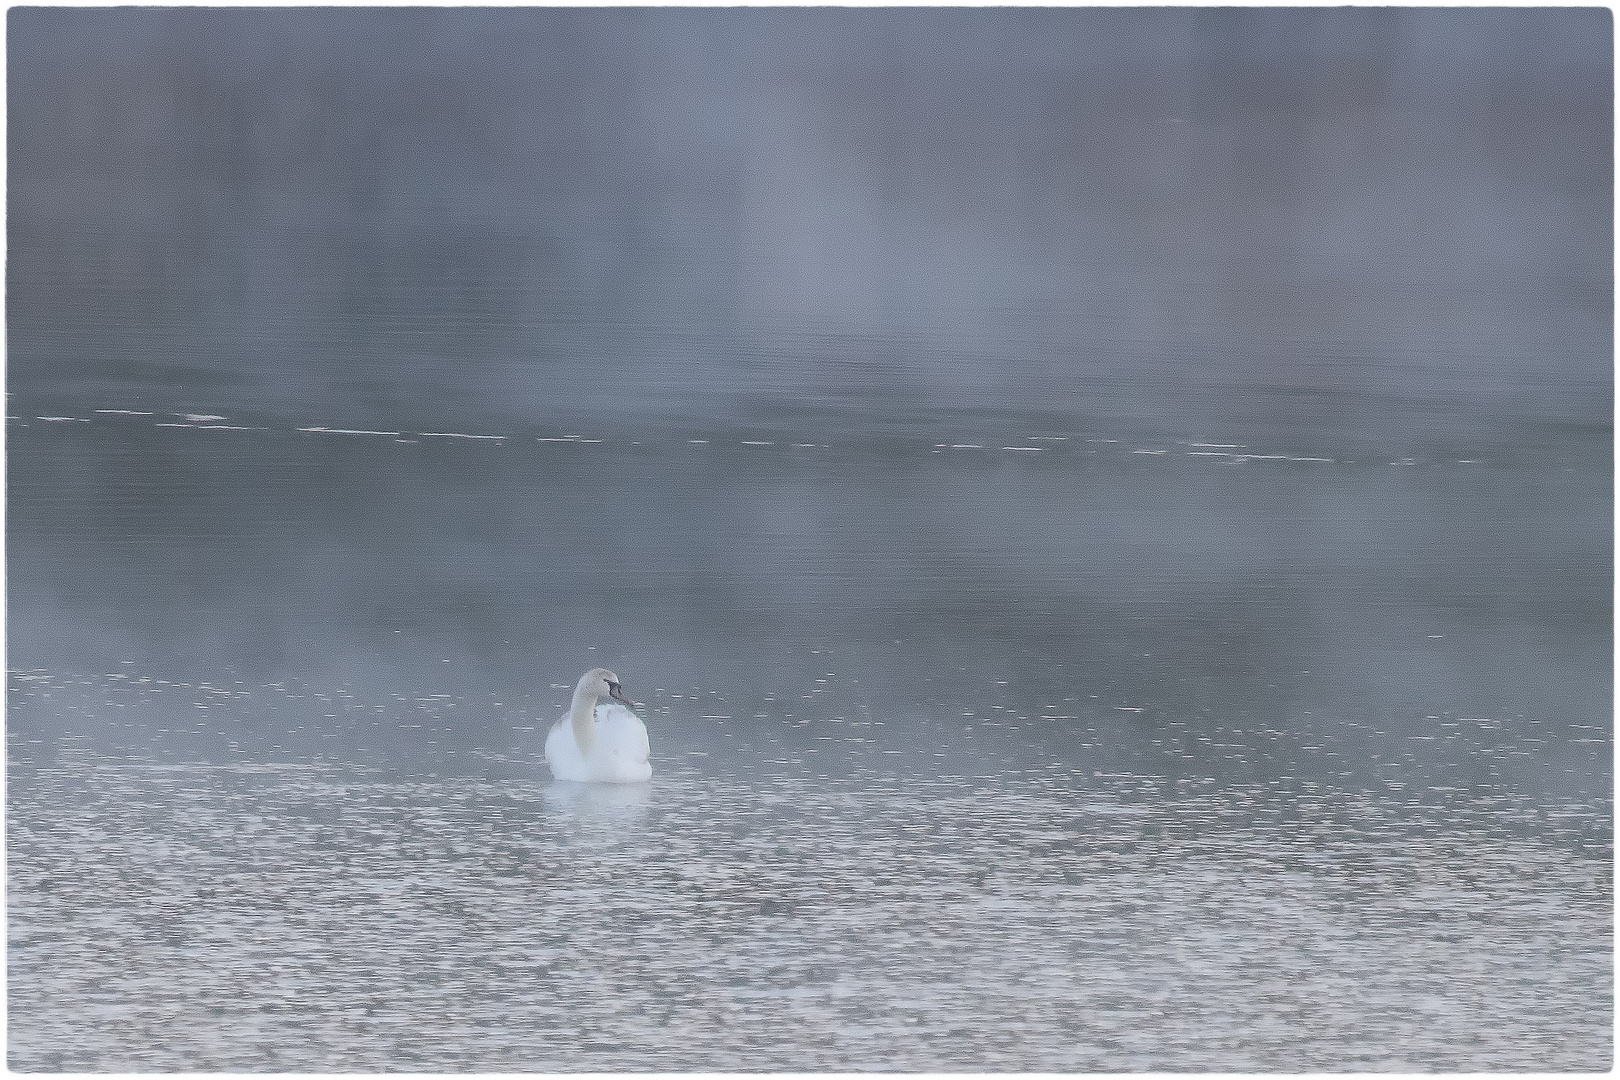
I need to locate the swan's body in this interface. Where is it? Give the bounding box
[545,668,651,783]
[546,702,650,783]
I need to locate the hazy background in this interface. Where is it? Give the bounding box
[9,6,1610,749]
[9,8,1610,435]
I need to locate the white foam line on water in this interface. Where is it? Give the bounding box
[27,414,1351,471]
[1235,453,1332,462]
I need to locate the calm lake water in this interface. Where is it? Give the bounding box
[7,416,1612,1071]
[8,7,1612,1071]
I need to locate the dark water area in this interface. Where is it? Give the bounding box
[6,6,1613,1070]
[8,8,1611,438]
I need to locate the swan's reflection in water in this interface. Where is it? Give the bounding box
[7,753,1609,1071]
[540,776,652,842]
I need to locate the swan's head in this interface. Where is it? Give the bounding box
[578,667,636,710]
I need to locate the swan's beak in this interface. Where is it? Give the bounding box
[609,684,636,710]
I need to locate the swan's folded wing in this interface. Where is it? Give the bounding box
[595,703,652,764]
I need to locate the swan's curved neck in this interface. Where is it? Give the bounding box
[569,683,599,750]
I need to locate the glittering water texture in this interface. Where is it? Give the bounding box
[8,682,1611,1070]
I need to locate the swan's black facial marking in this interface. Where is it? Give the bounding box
[604,677,634,710]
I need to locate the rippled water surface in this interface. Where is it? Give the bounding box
[8,744,1611,1071]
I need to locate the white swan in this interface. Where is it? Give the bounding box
[544,668,651,783]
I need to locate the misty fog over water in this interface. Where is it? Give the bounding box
[7,7,1612,1070]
